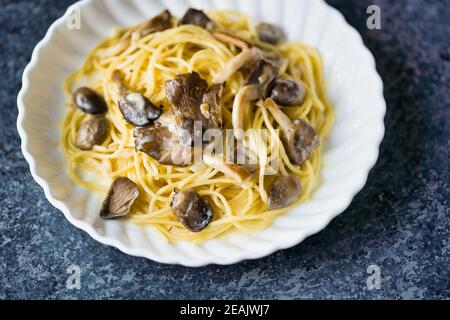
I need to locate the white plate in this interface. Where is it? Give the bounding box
[17,0,386,267]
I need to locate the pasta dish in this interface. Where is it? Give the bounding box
[62,9,334,243]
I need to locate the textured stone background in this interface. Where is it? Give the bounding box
[0,0,448,300]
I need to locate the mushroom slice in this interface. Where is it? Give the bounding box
[203,154,251,183]
[213,31,252,50]
[100,177,140,219]
[171,189,214,232]
[265,98,320,165]
[166,72,208,119]
[232,60,279,139]
[157,113,200,148]
[166,72,223,132]
[202,83,224,128]
[268,175,302,210]
[138,10,173,37]
[134,123,193,167]
[179,8,214,30]
[244,59,279,89]
[269,78,306,106]
[213,48,263,84]
[76,115,108,150]
[256,23,286,45]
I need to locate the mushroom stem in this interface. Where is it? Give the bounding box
[264,98,292,132]
[232,61,279,140]
[213,48,261,84]
[213,31,252,50]
[111,70,127,97]
[232,86,256,140]
[136,10,172,36]
[203,153,251,183]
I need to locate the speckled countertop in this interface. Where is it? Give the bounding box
[0,0,448,300]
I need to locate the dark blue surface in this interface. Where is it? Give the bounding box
[0,0,449,300]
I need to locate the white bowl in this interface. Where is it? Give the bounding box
[17,0,386,267]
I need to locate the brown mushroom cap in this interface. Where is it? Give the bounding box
[269,78,305,106]
[100,177,140,219]
[256,23,286,45]
[268,175,302,210]
[179,8,214,30]
[73,87,108,115]
[112,70,163,127]
[76,115,108,150]
[118,92,162,127]
[171,189,214,232]
[138,10,173,36]
[265,98,319,165]
[284,119,320,166]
